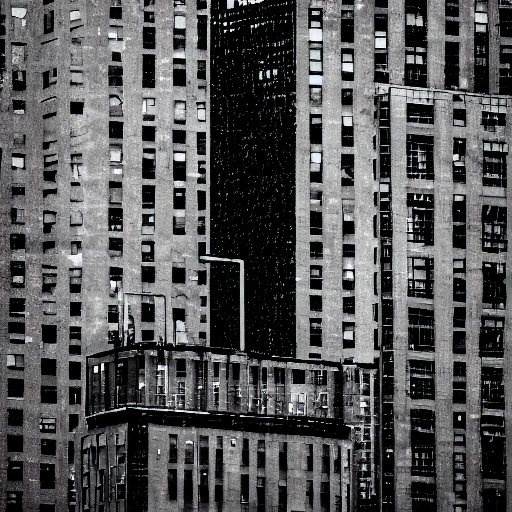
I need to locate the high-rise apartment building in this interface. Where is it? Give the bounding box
[1,1,210,510]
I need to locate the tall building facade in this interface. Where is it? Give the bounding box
[2,1,512,512]
[0,1,211,510]
[209,1,512,512]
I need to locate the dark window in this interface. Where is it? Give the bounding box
[184,470,193,503]
[41,358,57,376]
[143,26,156,49]
[41,386,57,404]
[141,266,155,283]
[453,259,466,302]
[142,54,156,88]
[42,324,57,344]
[481,367,504,409]
[108,65,123,86]
[292,369,306,384]
[340,10,354,42]
[310,242,323,259]
[197,132,206,155]
[445,20,459,36]
[142,185,155,209]
[411,409,435,475]
[109,237,123,257]
[445,0,459,17]
[197,60,206,80]
[310,319,322,347]
[172,267,186,284]
[142,148,156,179]
[197,15,207,50]
[408,308,435,352]
[7,409,23,426]
[310,115,322,144]
[44,10,54,34]
[407,103,434,124]
[198,191,206,210]
[480,316,504,357]
[483,141,508,188]
[341,154,354,186]
[7,461,23,481]
[408,257,434,298]
[241,438,249,466]
[173,59,186,87]
[310,265,322,290]
[257,440,265,469]
[108,208,123,232]
[409,360,435,399]
[7,435,23,452]
[452,195,466,248]
[407,134,434,180]
[168,469,177,500]
[310,211,322,235]
[8,378,24,399]
[453,108,466,127]
[483,262,506,309]
[482,205,507,252]
[70,302,82,317]
[343,296,355,314]
[310,295,322,312]
[407,193,434,245]
[41,439,56,456]
[40,464,55,489]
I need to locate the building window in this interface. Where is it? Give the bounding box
[341,154,354,186]
[310,319,322,346]
[452,195,466,248]
[257,440,265,469]
[310,265,322,290]
[482,205,507,252]
[310,242,323,259]
[310,115,322,145]
[343,322,355,349]
[341,50,354,81]
[340,10,354,42]
[481,367,504,409]
[197,15,207,50]
[142,214,155,235]
[40,464,55,489]
[453,107,466,127]
[407,103,434,124]
[197,133,207,155]
[405,47,427,87]
[168,469,177,500]
[342,89,354,146]
[310,152,322,183]
[173,58,186,87]
[483,141,508,188]
[445,42,460,89]
[453,259,466,302]
[41,439,56,456]
[408,308,434,351]
[7,354,24,370]
[411,475,437,508]
[198,60,206,80]
[408,257,434,298]
[453,381,466,404]
[480,316,504,357]
[407,193,434,245]
[143,26,155,49]
[409,360,435,399]
[7,461,23,481]
[142,54,156,88]
[483,262,506,309]
[453,138,466,183]
[411,409,435,475]
[41,386,57,404]
[407,134,434,179]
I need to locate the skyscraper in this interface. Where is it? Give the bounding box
[1,1,210,510]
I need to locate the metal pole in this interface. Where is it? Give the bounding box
[199,256,245,352]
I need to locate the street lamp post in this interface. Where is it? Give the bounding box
[199,255,245,352]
